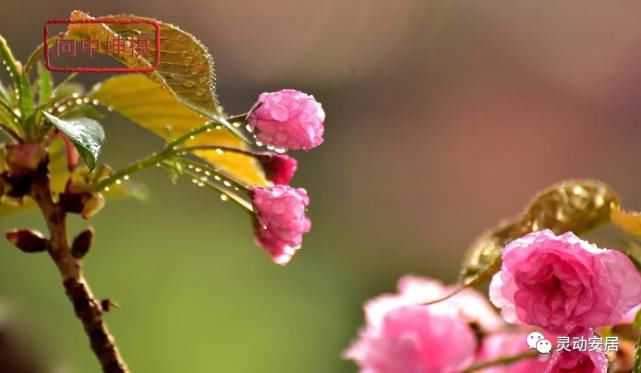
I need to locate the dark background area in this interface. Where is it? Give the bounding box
[1,1,641,371]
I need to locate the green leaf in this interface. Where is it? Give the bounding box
[0,76,10,103]
[0,35,32,121]
[37,61,53,106]
[64,11,245,140]
[90,74,267,186]
[42,112,105,170]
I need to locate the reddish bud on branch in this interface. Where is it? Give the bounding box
[71,227,94,259]
[5,229,47,253]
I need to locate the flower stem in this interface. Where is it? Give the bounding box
[461,350,539,372]
[92,150,169,192]
[30,163,129,373]
[168,161,254,212]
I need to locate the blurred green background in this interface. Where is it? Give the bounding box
[3,1,641,372]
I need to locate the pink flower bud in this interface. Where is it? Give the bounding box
[257,154,298,185]
[251,186,311,265]
[248,89,325,151]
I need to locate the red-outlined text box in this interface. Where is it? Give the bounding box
[44,18,160,72]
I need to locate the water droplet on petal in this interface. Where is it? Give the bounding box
[220,194,229,201]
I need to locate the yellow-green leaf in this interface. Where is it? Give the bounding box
[64,11,247,139]
[612,207,641,238]
[90,74,267,186]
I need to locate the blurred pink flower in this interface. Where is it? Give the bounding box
[257,153,298,185]
[248,89,325,151]
[476,331,550,373]
[544,330,607,373]
[364,275,504,333]
[251,186,311,265]
[344,304,476,373]
[344,275,503,373]
[489,229,641,335]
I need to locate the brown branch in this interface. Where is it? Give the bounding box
[30,164,129,373]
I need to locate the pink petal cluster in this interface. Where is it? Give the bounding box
[489,229,641,335]
[476,331,550,373]
[257,154,298,185]
[544,330,607,373]
[251,186,311,265]
[248,89,325,151]
[344,276,502,373]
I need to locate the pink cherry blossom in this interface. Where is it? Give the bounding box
[344,304,476,373]
[489,229,641,335]
[344,275,502,373]
[544,330,608,373]
[257,153,298,185]
[476,331,551,373]
[251,186,311,265]
[364,275,504,333]
[248,89,325,151]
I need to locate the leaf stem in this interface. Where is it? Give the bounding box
[461,350,540,372]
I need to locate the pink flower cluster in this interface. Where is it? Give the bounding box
[344,276,549,372]
[246,89,324,265]
[345,230,641,372]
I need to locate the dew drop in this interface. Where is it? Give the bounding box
[182,80,196,88]
[57,105,68,112]
[92,99,100,106]
[220,194,229,201]
[255,141,264,147]
[75,98,83,105]
[115,179,122,185]
[123,175,130,180]
[104,187,111,192]
[195,167,202,172]
[215,149,224,155]
[223,181,231,187]
[83,97,90,104]
[204,171,211,176]
[107,106,114,112]
[72,93,80,99]
[245,124,254,132]
[214,175,221,181]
